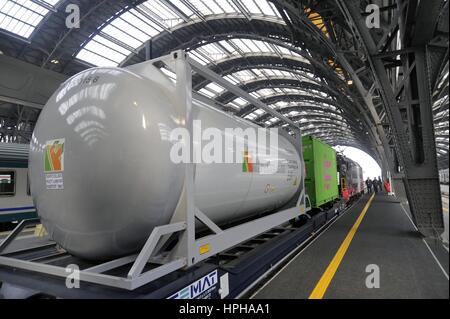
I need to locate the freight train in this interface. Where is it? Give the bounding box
[0,52,367,295]
[0,136,364,230]
[0,137,363,232]
[302,136,364,211]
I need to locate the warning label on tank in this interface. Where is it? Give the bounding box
[45,173,64,190]
[44,139,65,173]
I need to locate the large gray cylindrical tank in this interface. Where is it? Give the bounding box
[29,65,302,260]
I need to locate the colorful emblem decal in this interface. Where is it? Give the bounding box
[242,148,254,173]
[44,139,65,173]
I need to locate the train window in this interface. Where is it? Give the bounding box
[0,171,16,196]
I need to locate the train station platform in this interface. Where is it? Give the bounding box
[252,193,449,299]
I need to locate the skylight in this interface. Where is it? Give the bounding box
[219,68,320,90]
[228,88,330,109]
[67,0,354,142]
[191,39,310,66]
[0,0,62,39]
[75,0,286,67]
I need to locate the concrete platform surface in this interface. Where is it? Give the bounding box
[252,194,449,299]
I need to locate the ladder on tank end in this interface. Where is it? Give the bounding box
[0,50,309,291]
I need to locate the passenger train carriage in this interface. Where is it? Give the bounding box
[0,144,36,228]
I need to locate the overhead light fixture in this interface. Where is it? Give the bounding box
[347,79,353,85]
[51,59,59,64]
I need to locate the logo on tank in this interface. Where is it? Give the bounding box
[242,148,254,173]
[44,139,65,190]
[44,139,65,172]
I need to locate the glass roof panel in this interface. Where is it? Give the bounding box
[140,1,184,28]
[228,88,330,108]
[190,39,310,65]
[189,51,209,65]
[76,49,119,67]
[101,24,143,49]
[198,88,216,98]
[0,0,61,38]
[223,75,239,84]
[253,0,278,16]
[188,0,214,15]
[84,40,128,64]
[219,0,237,13]
[42,0,60,5]
[205,0,228,14]
[233,97,248,106]
[168,0,194,16]
[129,8,164,33]
[205,82,225,94]
[68,2,354,143]
[75,1,286,66]
[93,35,133,56]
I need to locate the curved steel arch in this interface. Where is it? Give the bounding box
[291,119,352,131]
[186,55,370,145]
[283,121,357,138]
[239,93,341,116]
[241,93,368,139]
[308,134,364,150]
[242,88,340,110]
[258,109,359,131]
[313,133,358,143]
[300,128,361,147]
[279,114,351,128]
[145,30,366,142]
[299,130,375,158]
[260,104,354,122]
[238,92,369,146]
[0,0,134,71]
[120,16,330,66]
[216,78,337,104]
[212,77,361,127]
[189,57,370,140]
[294,124,354,135]
[191,54,343,90]
[278,105,347,117]
[265,118,351,133]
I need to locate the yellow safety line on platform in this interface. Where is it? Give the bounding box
[309,193,375,299]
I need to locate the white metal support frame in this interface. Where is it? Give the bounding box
[0,50,307,291]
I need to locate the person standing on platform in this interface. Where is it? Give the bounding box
[384,179,391,193]
[377,177,382,193]
[373,177,379,193]
[366,178,373,193]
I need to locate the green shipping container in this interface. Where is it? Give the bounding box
[302,136,339,208]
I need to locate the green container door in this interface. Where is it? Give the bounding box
[302,136,339,208]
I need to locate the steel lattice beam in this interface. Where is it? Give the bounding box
[337,0,445,237]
